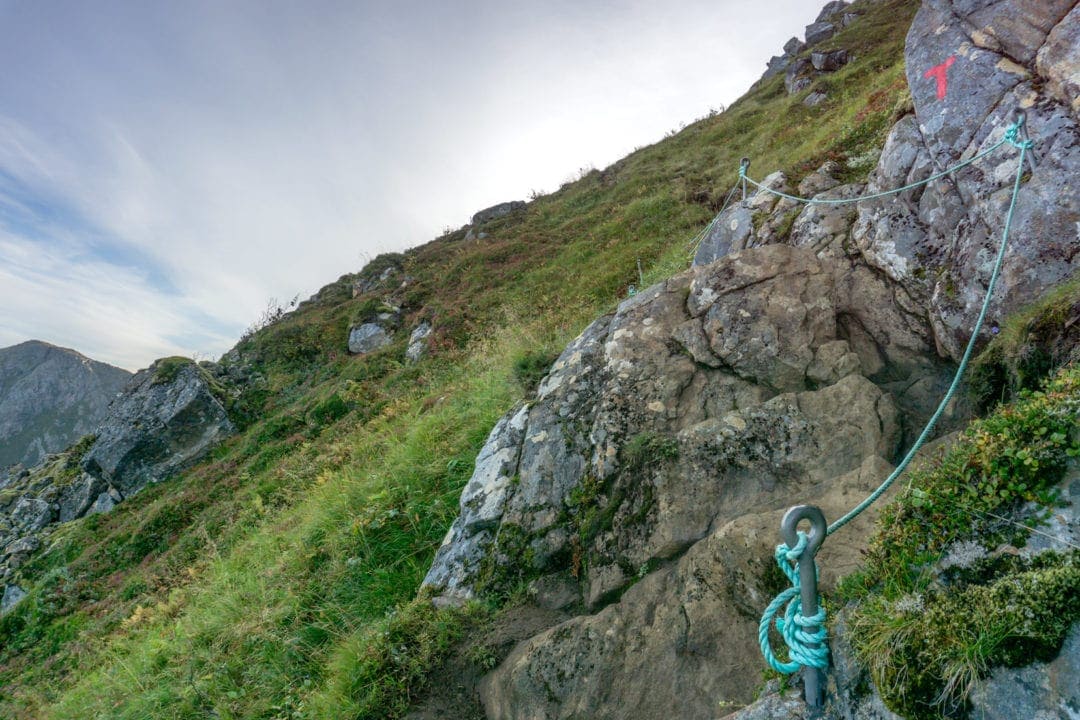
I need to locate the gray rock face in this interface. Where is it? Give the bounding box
[471,201,526,226]
[804,21,837,47]
[811,48,849,72]
[58,474,106,523]
[405,322,433,363]
[1,584,26,616]
[785,57,814,95]
[969,623,1080,720]
[422,241,973,718]
[81,360,234,498]
[852,1,1080,361]
[347,323,392,355]
[815,0,849,23]
[0,340,130,472]
[693,204,754,265]
[1037,4,1080,116]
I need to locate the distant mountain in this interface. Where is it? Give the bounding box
[0,341,131,473]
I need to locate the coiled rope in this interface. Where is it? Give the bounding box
[757,114,1035,676]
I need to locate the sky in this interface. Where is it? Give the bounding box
[0,0,822,371]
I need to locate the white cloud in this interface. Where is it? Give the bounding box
[0,0,820,369]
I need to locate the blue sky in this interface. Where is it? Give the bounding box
[0,0,820,370]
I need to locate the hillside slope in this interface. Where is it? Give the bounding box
[0,341,130,474]
[0,0,1077,718]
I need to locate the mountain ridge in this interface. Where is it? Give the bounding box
[0,340,131,475]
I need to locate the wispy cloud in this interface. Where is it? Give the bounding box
[0,0,818,370]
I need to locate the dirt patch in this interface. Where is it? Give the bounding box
[405,603,571,719]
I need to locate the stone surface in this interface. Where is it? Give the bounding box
[804,90,828,107]
[693,204,754,265]
[406,321,433,363]
[785,57,814,95]
[10,496,53,531]
[811,48,849,72]
[969,623,1080,720]
[851,1,1080,361]
[1037,5,1080,116]
[347,323,392,355]
[0,340,130,472]
[789,184,864,258]
[81,360,234,498]
[804,21,836,47]
[58,473,106,523]
[815,0,848,23]
[471,201,526,226]
[1,584,26,616]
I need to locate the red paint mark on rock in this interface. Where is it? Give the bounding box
[923,55,956,100]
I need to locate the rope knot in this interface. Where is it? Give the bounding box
[758,531,829,674]
[1004,120,1034,150]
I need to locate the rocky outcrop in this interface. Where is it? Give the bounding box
[1,359,235,616]
[855,0,1080,361]
[420,242,968,717]
[81,359,234,498]
[348,323,393,355]
[471,201,526,226]
[406,322,433,363]
[0,341,130,473]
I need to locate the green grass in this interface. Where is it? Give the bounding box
[0,1,922,717]
[838,365,1080,718]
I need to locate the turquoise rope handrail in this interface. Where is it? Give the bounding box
[756,116,1034,677]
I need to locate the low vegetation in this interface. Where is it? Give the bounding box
[0,1,929,717]
[839,365,1080,718]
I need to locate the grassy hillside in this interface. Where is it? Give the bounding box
[0,1,921,717]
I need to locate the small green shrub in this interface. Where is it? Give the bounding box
[511,349,558,393]
[151,356,193,385]
[620,431,679,472]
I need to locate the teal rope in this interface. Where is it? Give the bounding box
[757,118,1034,676]
[827,131,1031,535]
[738,122,1028,207]
[758,532,829,673]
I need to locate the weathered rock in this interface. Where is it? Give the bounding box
[852,1,1080,362]
[815,1,848,23]
[405,322,433,363]
[81,360,234,498]
[789,184,863,258]
[763,54,791,79]
[798,162,842,198]
[783,37,805,56]
[57,473,106,523]
[963,0,1074,65]
[804,21,837,47]
[693,204,754,265]
[785,57,814,95]
[87,491,117,516]
[347,323,392,355]
[424,405,530,598]
[471,201,525,226]
[481,455,902,720]
[1,584,26,616]
[0,340,130,471]
[10,496,53,531]
[811,48,849,72]
[1037,5,1080,116]
[804,90,828,107]
[689,245,836,392]
[969,623,1080,720]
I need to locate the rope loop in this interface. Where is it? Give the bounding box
[758,531,829,674]
[1004,118,1034,150]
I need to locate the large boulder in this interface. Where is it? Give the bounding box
[81,359,234,498]
[471,201,526,226]
[855,1,1080,360]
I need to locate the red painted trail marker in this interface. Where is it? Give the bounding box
[924,55,956,100]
